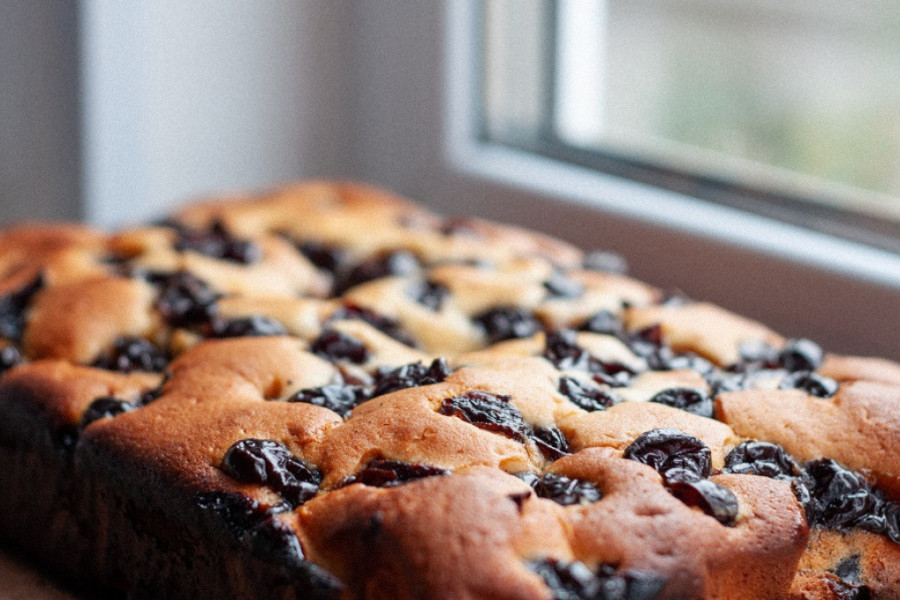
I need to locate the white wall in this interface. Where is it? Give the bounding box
[79,0,354,227]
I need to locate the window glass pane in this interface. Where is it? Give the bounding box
[484,0,900,228]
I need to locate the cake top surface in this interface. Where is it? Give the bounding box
[0,180,898,599]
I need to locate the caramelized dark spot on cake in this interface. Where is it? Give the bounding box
[473,306,542,345]
[211,315,288,338]
[778,371,838,398]
[152,271,220,328]
[329,303,416,347]
[516,472,602,506]
[529,557,666,600]
[558,377,620,412]
[623,429,712,483]
[372,358,451,397]
[342,250,420,291]
[92,336,170,373]
[345,458,449,488]
[648,388,713,419]
[221,439,322,508]
[309,329,370,364]
[288,383,371,419]
[409,280,449,311]
[0,274,43,342]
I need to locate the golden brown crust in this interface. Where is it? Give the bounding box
[717,381,900,496]
[624,302,785,366]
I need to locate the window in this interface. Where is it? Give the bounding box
[479,0,900,254]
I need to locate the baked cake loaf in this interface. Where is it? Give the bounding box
[0,181,898,599]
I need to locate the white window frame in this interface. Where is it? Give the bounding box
[446,0,900,289]
[351,0,900,360]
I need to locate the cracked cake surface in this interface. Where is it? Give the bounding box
[0,180,897,599]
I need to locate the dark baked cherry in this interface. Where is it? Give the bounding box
[724,441,803,479]
[593,565,667,600]
[212,315,288,338]
[779,371,838,398]
[530,558,666,600]
[329,304,416,347]
[92,336,169,373]
[221,439,321,508]
[409,281,448,311]
[558,377,619,412]
[474,306,542,345]
[0,345,23,374]
[343,250,420,290]
[543,329,594,371]
[623,429,712,482]
[439,391,569,460]
[347,458,449,487]
[310,329,370,364]
[648,388,713,419]
[0,275,43,342]
[544,330,633,384]
[667,478,739,526]
[825,576,872,600]
[622,325,663,359]
[81,396,134,427]
[372,358,451,397]
[778,338,824,372]
[736,339,779,367]
[288,383,371,419]
[647,348,715,375]
[518,472,602,506]
[194,491,307,568]
[173,220,260,264]
[544,272,584,299]
[439,390,530,442]
[798,459,900,544]
[532,426,570,461]
[530,558,599,599]
[582,250,628,274]
[153,271,220,327]
[804,458,882,532]
[297,240,344,273]
[579,310,623,336]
